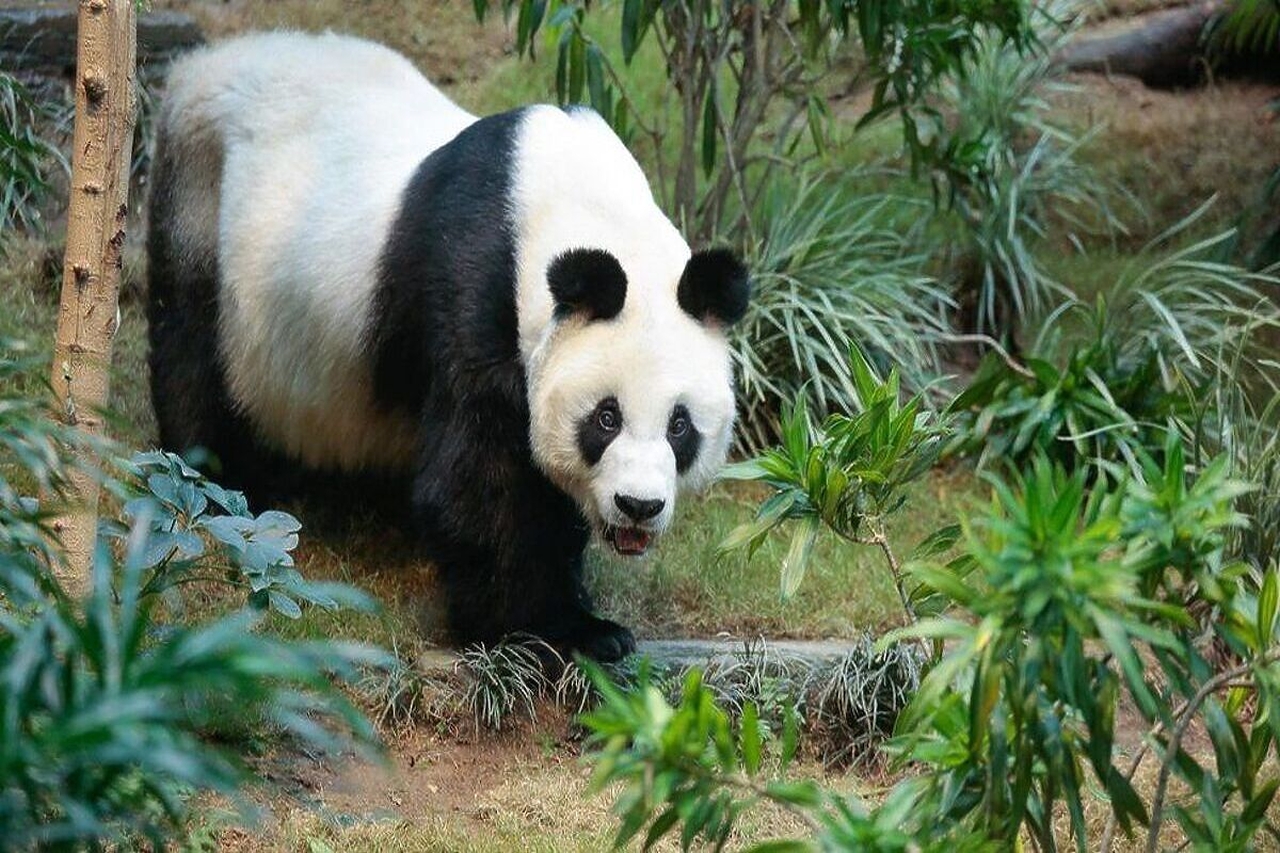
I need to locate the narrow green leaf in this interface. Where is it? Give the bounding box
[643,807,680,850]
[1260,567,1278,644]
[586,44,608,115]
[1242,777,1280,823]
[568,33,586,103]
[910,524,962,561]
[780,704,799,770]
[741,702,762,775]
[621,0,642,62]
[780,515,819,600]
[701,85,718,178]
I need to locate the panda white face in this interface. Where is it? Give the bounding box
[509,106,748,555]
[525,247,747,556]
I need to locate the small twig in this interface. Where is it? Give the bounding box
[934,333,1035,380]
[1144,649,1280,853]
[837,524,917,627]
[1102,653,1265,852]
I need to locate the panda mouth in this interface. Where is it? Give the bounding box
[605,525,653,556]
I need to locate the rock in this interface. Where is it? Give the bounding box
[1,6,204,75]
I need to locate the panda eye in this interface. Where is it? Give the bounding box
[596,404,621,433]
[668,411,690,438]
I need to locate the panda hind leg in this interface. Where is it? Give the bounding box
[146,259,293,506]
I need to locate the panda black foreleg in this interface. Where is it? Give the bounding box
[427,536,635,663]
[411,421,635,662]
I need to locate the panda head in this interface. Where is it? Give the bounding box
[526,245,749,556]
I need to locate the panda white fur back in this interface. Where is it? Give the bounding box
[161,33,475,471]
[148,31,749,660]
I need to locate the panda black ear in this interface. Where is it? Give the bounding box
[678,248,750,326]
[547,248,627,322]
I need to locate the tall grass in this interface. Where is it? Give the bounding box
[1191,342,1280,575]
[1032,207,1280,389]
[733,175,951,453]
[0,72,65,249]
[939,16,1136,335]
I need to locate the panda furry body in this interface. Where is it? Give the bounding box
[147,32,748,660]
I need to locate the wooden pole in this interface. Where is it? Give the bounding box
[48,0,137,595]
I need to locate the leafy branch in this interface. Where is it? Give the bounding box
[720,347,948,626]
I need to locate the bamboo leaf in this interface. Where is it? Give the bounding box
[780,515,819,600]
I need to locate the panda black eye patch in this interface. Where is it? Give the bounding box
[667,404,701,474]
[578,396,623,467]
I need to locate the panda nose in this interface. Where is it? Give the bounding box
[615,494,665,522]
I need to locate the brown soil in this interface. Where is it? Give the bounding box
[215,724,569,851]
[143,0,512,97]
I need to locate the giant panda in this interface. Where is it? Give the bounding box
[146,31,749,662]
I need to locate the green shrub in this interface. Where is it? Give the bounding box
[580,434,1280,850]
[721,349,949,616]
[946,339,1184,471]
[0,342,386,848]
[950,220,1280,471]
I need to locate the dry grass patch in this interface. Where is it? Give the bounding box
[144,0,510,101]
[1058,75,1280,249]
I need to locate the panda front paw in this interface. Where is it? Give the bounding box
[566,615,636,663]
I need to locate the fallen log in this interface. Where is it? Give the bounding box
[1,6,203,74]
[418,637,908,679]
[1057,2,1280,88]
[1058,3,1219,87]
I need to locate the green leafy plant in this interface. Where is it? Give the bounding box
[0,550,384,849]
[581,660,988,852]
[950,218,1280,471]
[722,349,948,621]
[889,441,1270,851]
[1216,390,1280,575]
[473,0,1036,242]
[937,18,1135,335]
[109,449,371,618]
[732,176,950,452]
[0,342,387,848]
[0,72,65,249]
[458,637,554,731]
[1066,216,1280,389]
[806,636,924,768]
[947,337,1183,471]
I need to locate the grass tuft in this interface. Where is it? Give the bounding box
[458,637,554,732]
[735,175,950,452]
[808,636,925,767]
[0,72,66,249]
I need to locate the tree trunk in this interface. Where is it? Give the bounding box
[48,0,137,596]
